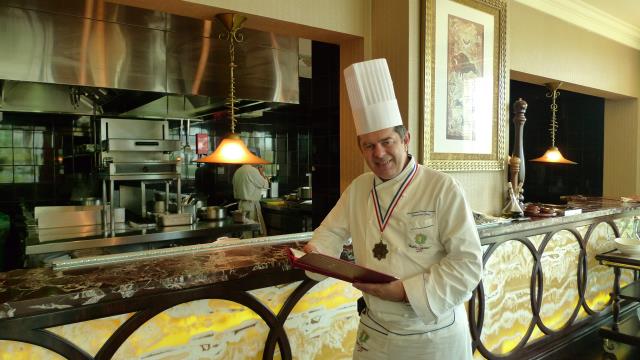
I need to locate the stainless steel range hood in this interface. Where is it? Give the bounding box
[0,0,299,116]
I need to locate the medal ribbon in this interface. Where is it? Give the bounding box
[371,162,418,233]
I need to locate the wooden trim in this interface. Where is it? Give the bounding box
[339,38,365,192]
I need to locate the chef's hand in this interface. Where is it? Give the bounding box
[353,280,407,303]
[303,243,319,254]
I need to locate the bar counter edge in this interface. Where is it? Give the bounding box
[1,198,639,359]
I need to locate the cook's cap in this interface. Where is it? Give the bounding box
[344,58,403,135]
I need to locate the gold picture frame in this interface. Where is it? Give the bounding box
[422,0,507,171]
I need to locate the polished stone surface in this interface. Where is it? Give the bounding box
[2,197,639,321]
[0,241,303,319]
[478,198,640,238]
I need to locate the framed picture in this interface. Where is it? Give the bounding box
[422,0,507,171]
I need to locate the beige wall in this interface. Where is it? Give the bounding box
[509,1,640,198]
[185,0,370,38]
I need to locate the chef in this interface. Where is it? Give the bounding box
[303,58,482,359]
[232,161,269,235]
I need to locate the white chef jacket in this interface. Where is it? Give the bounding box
[308,156,482,359]
[232,165,269,235]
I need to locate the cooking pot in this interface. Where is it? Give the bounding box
[203,206,226,220]
[154,201,166,214]
[297,186,312,200]
[200,202,237,220]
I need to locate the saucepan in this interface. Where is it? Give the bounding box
[199,202,237,220]
[205,206,226,220]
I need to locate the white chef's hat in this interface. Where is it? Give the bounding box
[344,58,403,135]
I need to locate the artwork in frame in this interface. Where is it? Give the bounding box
[422,0,507,171]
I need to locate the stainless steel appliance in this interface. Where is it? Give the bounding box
[100,118,182,230]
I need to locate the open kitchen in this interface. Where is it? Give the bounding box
[0,3,337,268]
[2,0,640,359]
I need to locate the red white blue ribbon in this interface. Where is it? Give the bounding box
[371,162,418,233]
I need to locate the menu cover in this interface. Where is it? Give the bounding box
[287,248,398,284]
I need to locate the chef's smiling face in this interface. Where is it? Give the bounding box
[358,127,410,181]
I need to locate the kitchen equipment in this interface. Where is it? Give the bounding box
[205,206,226,220]
[183,119,193,153]
[269,181,278,198]
[201,203,237,220]
[35,206,124,228]
[157,213,193,227]
[72,197,102,206]
[297,186,312,200]
[100,118,182,179]
[182,204,198,222]
[154,201,166,214]
[100,118,182,228]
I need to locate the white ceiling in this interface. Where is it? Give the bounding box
[580,0,640,29]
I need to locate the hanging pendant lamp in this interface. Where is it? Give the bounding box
[530,82,577,165]
[197,13,269,165]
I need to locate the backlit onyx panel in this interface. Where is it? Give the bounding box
[480,239,535,355]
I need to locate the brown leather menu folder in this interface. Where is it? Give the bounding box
[287,248,398,283]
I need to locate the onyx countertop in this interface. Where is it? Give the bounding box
[1,240,303,319]
[2,197,639,320]
[477,197,640,239]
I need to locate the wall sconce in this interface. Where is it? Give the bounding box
[530,82,577,164]
[196,13,269,165]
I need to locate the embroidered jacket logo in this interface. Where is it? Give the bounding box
[408,233,431,252]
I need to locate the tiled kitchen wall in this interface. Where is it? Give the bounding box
[189,113,313,205]
[0,112,94,205]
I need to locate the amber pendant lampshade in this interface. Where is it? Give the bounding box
[530,82,577,165]
[196,13,270,165]
[197,134,269,164]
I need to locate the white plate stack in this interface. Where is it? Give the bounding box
[614,236,640,256]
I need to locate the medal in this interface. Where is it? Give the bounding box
[373,239,389,260]
[371,162,418,261]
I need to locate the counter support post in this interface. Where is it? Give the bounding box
[141,182,147,218]
[110,179,115,232]
[177,178,181,213]
[613,267,621,332]
[102,179,108,230]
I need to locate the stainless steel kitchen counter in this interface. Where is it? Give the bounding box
[25,218,261,255]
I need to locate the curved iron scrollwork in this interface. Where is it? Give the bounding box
[0,270,314,360]
[470,217,626,359]
[0,214,637,360]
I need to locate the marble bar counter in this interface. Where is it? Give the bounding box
[1,197,639,359]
